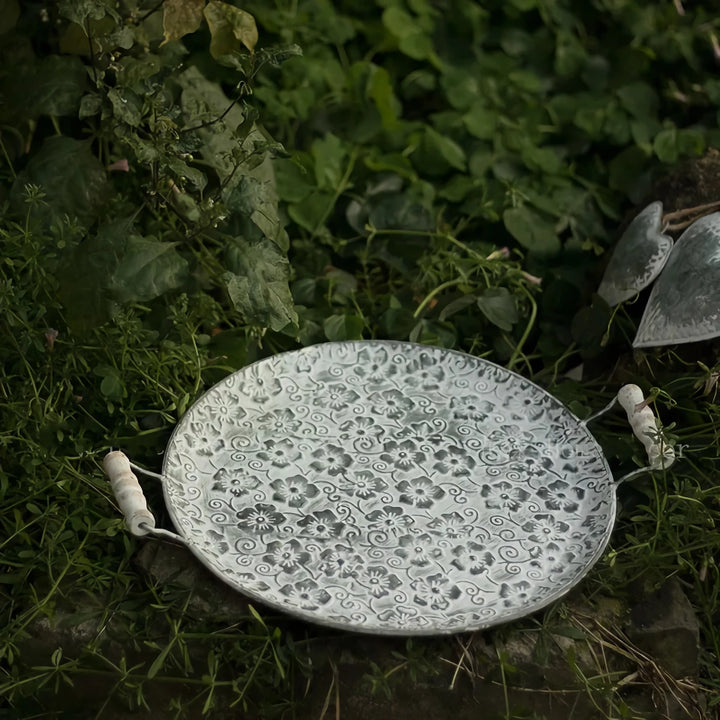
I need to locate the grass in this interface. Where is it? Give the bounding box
[2,192,720,720]
[2,1,720,718]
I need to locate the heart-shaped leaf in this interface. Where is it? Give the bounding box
[634,212,720,347]
[597,201,673,306]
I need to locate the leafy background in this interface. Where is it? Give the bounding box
[1,0,720,717]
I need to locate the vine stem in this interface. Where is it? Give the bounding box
[413,278,464,318]
[507,283,537,372]
[311,146,359,239]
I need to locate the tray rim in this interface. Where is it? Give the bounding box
[160,339,618,635]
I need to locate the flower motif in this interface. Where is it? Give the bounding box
[366,506,414,535]
[517,393,547,421]
[204,392,245,425]
[405,353,445,390]
[358,565,403,598]
[410,573,461,611]
[368,389,415,419]
[530,543,576,574]
[318,544,365,578]
[200,529,229,555]
[581,512,609,536]
[237,367,282,403]
[395,533,443,567]
[257,438,301,467]
[212,467,260,497]
[338,416,385,442]
[396,420,446,447]
[380,439,426,471]
[262,539,311,572]
[536,479,584,513]
[397,476,445,509]
[279,579,331,610]
[270,475,319,508]
[433,445,476,477]
[377,607,426,628]
[523,515,570,543]
[499,580,532,608]
[298,509,345,539]
[353,347,397,384]
[450,397,494,421]
[234,573,271,594]
[488,425,533,449]
[256,408,302,436]
[310,444,353,476]
[236,503,286,534]
[313,383,360,411]
[337,470,388,500]
[450,542,494,574]
[428,511,471,539]
[480,481,530,512]
[183,421,225,457]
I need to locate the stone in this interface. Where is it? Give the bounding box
[626,578,700,678]
[134,540,250,622]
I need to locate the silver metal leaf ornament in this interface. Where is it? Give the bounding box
[597,202,674,307]
[634,212,720,347]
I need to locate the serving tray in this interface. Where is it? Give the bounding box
[158,341,616,635]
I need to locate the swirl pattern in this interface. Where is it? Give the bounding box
[162,341,615,634]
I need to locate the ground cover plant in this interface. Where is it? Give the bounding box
[1,0,719,717]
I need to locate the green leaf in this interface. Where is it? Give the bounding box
[409,319,457,347]
[382,6,433,60]
[554,30,586,78]
[608,146,651,201]
[10,136,110,230]
[399,31,434,60]
[653,127,678,164]
[0,55,87,123]
[323,314,364,341]
[503,206,560,254]
[225,175,287,250]
[676,128,705,158]
[439,294,476,321]
[224,239,297,331]
[462,103,497,140]
[274,159,314,203]
[79,93,102,119]
[109,236,189,303]
[476,288,518,331]
[520,144,561,174]
[203,1,258,58]
[100,374,123,401]
[382,6,420,39]
[58,0,120,25]
[178,66,276,200]
[288,192,333,232]
[571,301,611,353]
[368,65,401,131]
[108,87,144,126]
[441,65,481,110]
[162,0,205,45]
[57,219,129,329]
[616,82,658,120]
[311,133,347,191]
[31,56,87,117]
[424,127,466,171]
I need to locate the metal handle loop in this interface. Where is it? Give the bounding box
[103,451,185,544]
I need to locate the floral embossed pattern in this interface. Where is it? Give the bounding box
[162,341,615,635]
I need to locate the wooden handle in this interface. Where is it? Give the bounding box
[103,451,156,536]
[617,385,675,470]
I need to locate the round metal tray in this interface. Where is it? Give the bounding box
[161,341,616,635]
